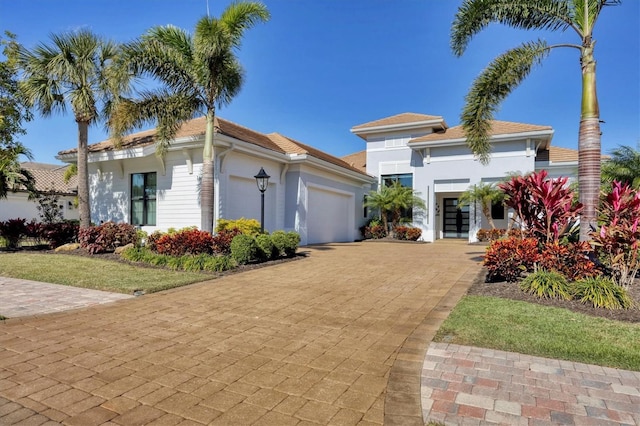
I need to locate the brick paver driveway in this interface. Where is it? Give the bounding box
[0,240,484,425]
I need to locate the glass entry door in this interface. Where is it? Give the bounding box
[443,198,469,238]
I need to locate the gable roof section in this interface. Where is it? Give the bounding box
[18,162,77,194]
[57,116,368,177]
[341,150,366,173]
[410,120,553,144]
[268,133,369,176]
[351,112,445,131]
[58,116,285,155]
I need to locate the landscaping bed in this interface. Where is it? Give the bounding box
[468,270,640,323]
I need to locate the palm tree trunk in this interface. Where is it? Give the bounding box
[578,42,601,242]
[482,202,496,229]
[77,120,91,229]
[201,109,216,233]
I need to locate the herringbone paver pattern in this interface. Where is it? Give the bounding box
[0,241,483,425]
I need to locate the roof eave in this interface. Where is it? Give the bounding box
[350,119,447,140]
[288,154,376,183]
[409,129,554,149]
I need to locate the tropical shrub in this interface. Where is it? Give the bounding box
[476,228,507,242]
[231,234,258,265]
[520,269,571,300]
[362,224,386,239]
[539,241,599,281]
[78,222,138,254]
[154,228,214,256]
[591,181,640,289]
[484,237,540,282]
[216,218,261,236]
[271,230,300,257]
[499,171,582,243]
[24,219,45,245]
[145,230,164,252]
[570,276,634,310]
[35,189,64,224]
[255,233,277,260]
[212,228,242,255]
[123,247,236,273]
[284,231,300,256]
[0,218,27,249]
[394,226,422,241]
[40,221,79,248]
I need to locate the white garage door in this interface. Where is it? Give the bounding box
[307,187,352,244]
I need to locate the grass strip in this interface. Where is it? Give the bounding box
[435,295,640,371]
[0,253,211,294]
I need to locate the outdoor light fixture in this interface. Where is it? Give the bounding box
[254,167,270,233]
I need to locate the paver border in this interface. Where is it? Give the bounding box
[383,267,484,425]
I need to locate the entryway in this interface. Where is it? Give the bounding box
[442,198,469,238]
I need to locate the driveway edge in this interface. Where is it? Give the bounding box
[383,267,484,425]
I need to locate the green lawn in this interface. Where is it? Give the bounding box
[0,252,212,294]
[435,295,640,371]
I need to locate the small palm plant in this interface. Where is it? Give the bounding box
[570,276,634,310]
[520,269,572,300]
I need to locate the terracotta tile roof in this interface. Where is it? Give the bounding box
[19,162,77,194]
[351,113,445,131]
[536,146,609,163]
[58,116,368,177]
[410,120,553,144]
[268,133,369,176]
[341,151,367,173]
[58,116,284,155]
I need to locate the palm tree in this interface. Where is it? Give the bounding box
[458,182,504,230]
[365,182,426,235]
[451,0,621,242]
[113,2,270,233]
[17,30,126,228]
[601,144,640,188]
[0,142,34,199]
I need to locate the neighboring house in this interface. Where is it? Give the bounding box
[57,116,375,246]
[350,112,583,243]
[0,162,78,222]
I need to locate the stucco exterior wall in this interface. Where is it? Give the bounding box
[0,192,78,222]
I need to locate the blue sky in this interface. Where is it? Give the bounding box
[2,0,639,163]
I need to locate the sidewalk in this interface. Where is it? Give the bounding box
[0,276,133,318]
[422,342,640,425]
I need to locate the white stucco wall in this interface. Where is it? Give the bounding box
[366,136,539,242]
[0,192,78,222]
[85,144,371,245]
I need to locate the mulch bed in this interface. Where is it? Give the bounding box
[43,247,307,278]
[468,270,640,323]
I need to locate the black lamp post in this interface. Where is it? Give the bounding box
[254,167,270,233]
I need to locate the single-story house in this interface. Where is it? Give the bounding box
[0,162,78,222]
[57,117,376,246]
[56,112,584,244]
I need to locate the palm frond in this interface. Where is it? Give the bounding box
[219,1,271,47]
[451,0,571,57]
[462,39,549,164]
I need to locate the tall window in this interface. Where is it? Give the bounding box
[381,173,413,220]
[131,172,156,226]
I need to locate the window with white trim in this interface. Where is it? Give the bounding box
[131,172,157,226]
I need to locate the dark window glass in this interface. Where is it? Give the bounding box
[491,201,504,220]
[131,172,157,226]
